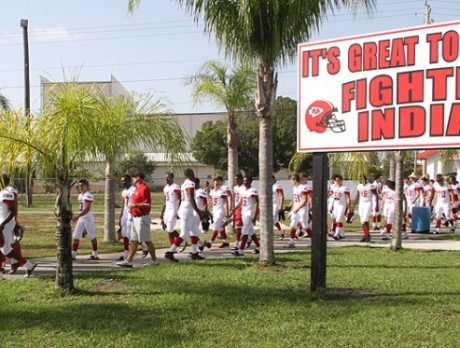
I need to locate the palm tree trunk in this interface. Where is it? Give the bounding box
[104,161,116,242]
[55,177,73,292]
[391,151,404,251]
[256,64,277,265]
[227,112,238,192]
[389,153,396,181]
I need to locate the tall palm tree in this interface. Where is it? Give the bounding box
[129,0,375,264]
[189,60,255,191]
[391,150,405,251]
[94,94,186,242]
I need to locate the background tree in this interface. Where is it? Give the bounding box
[191,120,227,173]
[346,152,382,180]
[93,94,185,242]
[189,61,255,190]
[288,153,313,176]
[129,0,375,265]
[382,150,416,178]
[114,152,157,180]
[272,96,297,171]
[191,96,297,177]
[439,149,459,175]
[0,94,10,111]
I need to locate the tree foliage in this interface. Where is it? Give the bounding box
[115,152,156,179]
[191,96,297,177]
[0,94,10,111]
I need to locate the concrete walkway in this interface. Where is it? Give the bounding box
[3,229,460,280]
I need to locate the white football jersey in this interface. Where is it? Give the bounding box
[272,183,284,208]
[357,183,375,204]
[422,184,433,202]
[163,183,181,211]
[372,180,383,195]
[408,181,423,202]
[122,185,136,216]
[242,187,258,214]
[433,183,452,205]
[78,191,94,214]
[0,189,15,223]
[450,183,460,199]
[292,184,308,210]
[234,185,243,205]
[180,179,195,209]
[331,185,350,206]
[195,188,208,211]
[384,188,396,204]
[210,188,227,211]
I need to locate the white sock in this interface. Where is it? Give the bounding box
[92,251,98,257]
[71,251,76,258]
[169,245,178,253]
[123,250,128,259]
[192,244,198,254]
[25,261,35,270]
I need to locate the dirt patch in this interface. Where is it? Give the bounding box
[318,287,379,300]
[92,279,129,293]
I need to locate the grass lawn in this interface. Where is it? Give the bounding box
[1,247,460,347]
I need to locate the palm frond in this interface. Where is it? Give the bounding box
[176,0,375,66]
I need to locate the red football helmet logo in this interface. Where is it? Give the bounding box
[305,100,345,133]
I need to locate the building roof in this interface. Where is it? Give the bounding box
[417,150,439,160]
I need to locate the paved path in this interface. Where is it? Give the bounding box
[3,230,460,280]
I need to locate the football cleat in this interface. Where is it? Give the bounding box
[191,253,205,260]
[164,251,179,262]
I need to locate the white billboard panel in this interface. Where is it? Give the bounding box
[298,21,460,152]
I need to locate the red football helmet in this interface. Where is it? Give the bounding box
[305,100,345,133]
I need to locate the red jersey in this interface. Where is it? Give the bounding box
[131,182,151,216]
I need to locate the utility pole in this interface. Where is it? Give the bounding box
[424,0,432,25]
[21,19,32,206]
[414,2,433,174]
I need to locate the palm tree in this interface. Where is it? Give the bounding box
[391,151,405,251]
[189,60,255,191]
[0,83,99,292]
[129,0,375,265]
[0,85,185,291]
[94,94,186,242]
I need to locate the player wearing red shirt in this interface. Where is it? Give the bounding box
[117,172,159,267]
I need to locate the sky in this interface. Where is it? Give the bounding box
[1,0,459,114]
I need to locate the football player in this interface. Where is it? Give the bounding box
[72,179,99,260]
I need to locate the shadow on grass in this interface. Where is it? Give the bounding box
[1,303,187,345]
[328,264,460,270]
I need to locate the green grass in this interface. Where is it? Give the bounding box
[1,247,460,347]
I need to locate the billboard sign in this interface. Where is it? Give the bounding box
[298,21,460,152]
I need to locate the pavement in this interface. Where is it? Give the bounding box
[2,228,460,280]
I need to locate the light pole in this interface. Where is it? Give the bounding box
[21,19,32,206]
